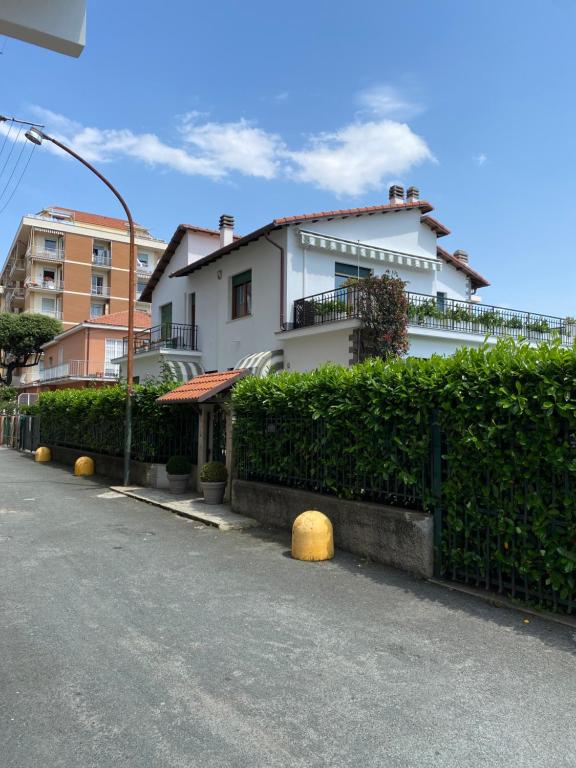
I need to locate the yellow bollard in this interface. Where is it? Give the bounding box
[292,510,334,561]
[35,446,51,463]
[74,456,94,476]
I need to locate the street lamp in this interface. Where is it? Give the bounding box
[24,126,136,486]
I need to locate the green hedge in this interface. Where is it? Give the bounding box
[27,383,199,463]
[233,340,576,609]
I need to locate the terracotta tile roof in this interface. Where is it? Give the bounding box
[421,215,450,237]
[437,246,490,289]
[158,369,249,404]
[51,207,142,231]
[170,201,435,280]
[274,199,432,225]
[85,310,151,328]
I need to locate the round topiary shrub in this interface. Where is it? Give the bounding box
[166,455,192,476]
[200,461,228,483]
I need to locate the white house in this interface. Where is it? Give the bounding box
[119,185,572,382]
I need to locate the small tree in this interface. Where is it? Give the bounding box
[356,272,409,360]
[0,313,62,385]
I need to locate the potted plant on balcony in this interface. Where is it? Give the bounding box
[165,455,192,494]
[199,461,228,504]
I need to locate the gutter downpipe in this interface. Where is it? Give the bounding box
[264,233,285,330]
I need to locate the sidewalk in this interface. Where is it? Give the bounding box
[110,485,258,531]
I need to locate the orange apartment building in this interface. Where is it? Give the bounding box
[0,205,166,326]
[21,310,152,393]
[0,205,166,387]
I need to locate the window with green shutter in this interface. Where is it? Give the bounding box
[231,270,252,319]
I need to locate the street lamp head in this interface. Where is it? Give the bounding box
[24,127,44,145]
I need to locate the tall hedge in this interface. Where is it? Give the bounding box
[27,382,199,463]
[233,339,576,608]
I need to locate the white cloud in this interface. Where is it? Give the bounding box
[286,120,434,196]
[180,112,284,179]
[357,85,423,120]
[475,152,488,166]
[23,99,435,197]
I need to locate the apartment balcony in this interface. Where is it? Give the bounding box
[123,323,198,356]
[91,285,111,298]
[9,259,25,278]
[37,308,63,320]
[27,246,65,262]
[291,287,575,345]
[92,252,112,267]
[8,288,25,304]
[39,360,119,383]
[136,266,153,278]
[27,279,64,292]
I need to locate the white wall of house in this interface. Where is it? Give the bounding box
[283,328,352,372]
[186,237,282,371]
[151,231,219,328]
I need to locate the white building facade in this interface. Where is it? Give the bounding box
[122,186,573,381]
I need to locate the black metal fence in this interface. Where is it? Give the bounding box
[292,286,573,344]
[235,414,430,511]
[235,412,576,613]
[124,323,198,356]
[39,410,198,464]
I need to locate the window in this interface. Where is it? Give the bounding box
[160,302,172,339]
[436,292,447,312]
[137,252,150,271]
[335,262,371,289]
[189,292,196,327]
[43,269,56,287]
[90,302,105,317]
[105,338,124,376]
[231,270,252,319]
[41,297,56,315]
[91,274,105,295]
[136,281,148,298]
[44,238,57,252]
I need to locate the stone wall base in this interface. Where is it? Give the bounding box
[232,480,433,578]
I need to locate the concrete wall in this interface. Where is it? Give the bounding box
[45,443,197,488]
[232,480,433,578]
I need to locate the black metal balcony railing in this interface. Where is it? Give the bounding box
[123,323,198,356]
[292,286,575,343]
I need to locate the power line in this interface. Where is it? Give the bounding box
[0,123,23,183]
[0,142,36,215]
[0,129,30,208]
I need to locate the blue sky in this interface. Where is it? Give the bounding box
[0,0,575,315]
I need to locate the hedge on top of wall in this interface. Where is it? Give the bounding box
[233,339,576,609]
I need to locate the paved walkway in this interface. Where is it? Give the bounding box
[111,485,257,530]
[1,447,576,767]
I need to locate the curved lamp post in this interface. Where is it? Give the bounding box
[24,126,135,486]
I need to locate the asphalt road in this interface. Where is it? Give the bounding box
[1,447,575,768]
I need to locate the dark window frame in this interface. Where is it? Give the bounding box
[231,270,252,320]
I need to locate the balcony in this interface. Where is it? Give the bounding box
[136,266,153,278]
[37,308,63,320]
[9,259,25,278]
[39,360,119,383]
[124,323,198,356]
[91,285,110,298]
[291,287,575,344]
[27,246,64,262]
[92,252,112,267]
[27,279,64,292]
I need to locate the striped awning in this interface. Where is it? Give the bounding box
[234,349,283,377]
[163,360,205,382]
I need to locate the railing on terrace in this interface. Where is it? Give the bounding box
[26,247,64,261]
[92,252,112,266]
[37,308,63,320]
[39,360,119,382]
[91,285,110,297]
[292,286,575,343]
[123,323,198,356]
[27,279,64,291]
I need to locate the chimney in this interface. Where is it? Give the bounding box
[219,214,234,248]
[454,249,469,264]
[388,184,404,205]
[406,186,419,203]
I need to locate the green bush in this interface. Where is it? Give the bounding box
[233,339,576,609]
[166,455,192,475]
[200,461,228,483]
